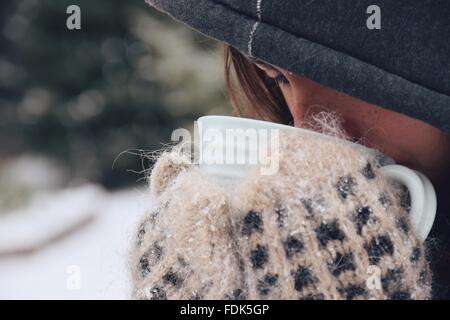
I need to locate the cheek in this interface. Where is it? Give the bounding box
[279,76,328,125]
[364,110,416,150]
[358,109,445,167]
[341,106,409,157]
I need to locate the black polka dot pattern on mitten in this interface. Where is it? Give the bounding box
[131,131,432,300]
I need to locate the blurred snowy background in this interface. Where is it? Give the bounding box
[0,0,228,299]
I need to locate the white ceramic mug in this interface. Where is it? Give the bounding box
[197,115,437,242]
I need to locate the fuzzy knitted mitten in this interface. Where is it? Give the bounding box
[130,131,431,300]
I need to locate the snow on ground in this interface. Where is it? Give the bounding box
[0,184,150,299]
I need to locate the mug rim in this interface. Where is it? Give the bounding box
[197,115,384,158]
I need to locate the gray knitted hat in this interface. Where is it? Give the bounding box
[145,0,450,132]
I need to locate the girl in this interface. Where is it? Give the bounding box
[139,0,450,299]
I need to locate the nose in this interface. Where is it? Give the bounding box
[280,72,329,128]
[280,72,360,139]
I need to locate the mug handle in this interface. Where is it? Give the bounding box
[379,165,437,242]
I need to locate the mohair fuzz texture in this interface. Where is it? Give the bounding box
[130,130,432,300]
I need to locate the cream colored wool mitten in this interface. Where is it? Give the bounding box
[130,132,432,300]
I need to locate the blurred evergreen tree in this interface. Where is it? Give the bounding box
[0,0,228,189]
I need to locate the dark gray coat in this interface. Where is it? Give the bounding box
[146,0,450,133]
